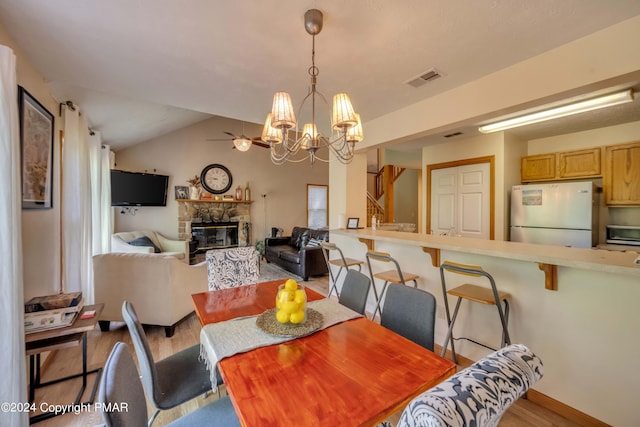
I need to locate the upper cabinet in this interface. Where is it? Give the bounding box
[558,148,601,179]
[521,153,556,181]
[604,141,640,205]
[521,148,601,182]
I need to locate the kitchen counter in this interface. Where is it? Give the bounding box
[329,228,640,426]
[332,228,640,289]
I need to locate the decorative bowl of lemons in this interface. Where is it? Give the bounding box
[275,279,307,324]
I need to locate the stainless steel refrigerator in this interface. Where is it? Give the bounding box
[510,181,598,248]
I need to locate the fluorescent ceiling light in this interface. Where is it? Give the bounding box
[478,89,634,134]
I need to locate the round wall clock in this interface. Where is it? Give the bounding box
[200,163,233,194]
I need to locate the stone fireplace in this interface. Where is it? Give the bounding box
[177,200,252,248]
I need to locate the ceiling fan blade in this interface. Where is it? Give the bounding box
[223,131,239,138]
[206,138,232,141]
[253,141,270,149]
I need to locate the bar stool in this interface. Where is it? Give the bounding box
[439,261,511,364]
[366,250,420,321]
[321,241,365,298]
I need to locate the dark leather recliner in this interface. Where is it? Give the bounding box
[264,226,329,281]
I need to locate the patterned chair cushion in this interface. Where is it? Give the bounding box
[397,344,543,427]
[206,247,260,291]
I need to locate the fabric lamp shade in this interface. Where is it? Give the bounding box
[271,92,296,129]
[346,113,363,143]
[261,113,282,144]
[301,123,318,149]
[331,93,357,130]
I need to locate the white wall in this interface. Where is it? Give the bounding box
[1,24,62,300]
[113,116,328,244]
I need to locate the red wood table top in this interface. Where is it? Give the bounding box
[192,281,456,427]
[192,279,324,325]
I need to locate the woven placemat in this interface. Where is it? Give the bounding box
[256,308,323,337]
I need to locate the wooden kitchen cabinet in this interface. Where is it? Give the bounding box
[558,147,601,179]
[521,153,556,182]
[522,147,603,182]
[605,141,640,205]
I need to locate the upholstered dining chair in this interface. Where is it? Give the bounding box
[206,246,260,291]
[122,301,222,426]
[380,283,436,351]
[99,342,240,427]
[337,270,371,315]
[397,344,543,427]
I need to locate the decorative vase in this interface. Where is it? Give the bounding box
[245,182,251,201]
[189,186,200,200]
[275,280,306,325]
[235,186,243,201]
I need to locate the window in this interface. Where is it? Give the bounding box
[307,184,328,229]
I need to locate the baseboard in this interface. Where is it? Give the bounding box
[434,345,610,427]
[526,389,611,427]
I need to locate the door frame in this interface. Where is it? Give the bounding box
[426,155,495,239]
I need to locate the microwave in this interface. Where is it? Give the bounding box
[606,225,640,246]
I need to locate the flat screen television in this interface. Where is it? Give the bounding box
[110,170,169,207]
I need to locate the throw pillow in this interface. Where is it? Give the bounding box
[127,236,161,253]
[306,237,323,247]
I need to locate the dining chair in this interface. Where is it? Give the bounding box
[337,269,371,315]
[366,250,420,321]
[321,241,365,298]
[206,246,260,291]
[380,283,436,351]
[99,342,240,427]
[121,301,222,426]
[397,344,543,427]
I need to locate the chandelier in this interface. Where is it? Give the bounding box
[261,9,363,165]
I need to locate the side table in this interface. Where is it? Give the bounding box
[25,303,104,424]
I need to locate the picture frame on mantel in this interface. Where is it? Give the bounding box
[174,185,189,200]
[19,86,54,209]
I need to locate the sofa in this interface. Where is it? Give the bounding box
[93,252,207,337]
[111,230,189,263]
[264,226,329,281]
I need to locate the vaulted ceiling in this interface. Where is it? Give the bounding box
[1,1,639,151]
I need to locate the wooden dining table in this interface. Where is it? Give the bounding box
[192,279,456,427]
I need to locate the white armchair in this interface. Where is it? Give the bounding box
[111,230,189,263]
[93,253,207,337]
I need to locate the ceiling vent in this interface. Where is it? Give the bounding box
[444,131,463,138]
[405,68,443,88]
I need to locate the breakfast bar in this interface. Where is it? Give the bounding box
[331,228,640,427]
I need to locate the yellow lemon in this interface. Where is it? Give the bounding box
[277,289,293,304]
[275,309,290,323]
[290,310,305,324]
[284,278,298,292]
[294,289,306,305]
[282,301,299,314]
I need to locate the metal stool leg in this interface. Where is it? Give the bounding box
[371,281,389,321]
[499,299,511,348]
[440,297,462,364]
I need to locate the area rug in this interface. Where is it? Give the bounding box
[257,262,303,283]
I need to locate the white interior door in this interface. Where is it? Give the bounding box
[431,163,491,239]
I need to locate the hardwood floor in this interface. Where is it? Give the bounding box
[32,275,581,427]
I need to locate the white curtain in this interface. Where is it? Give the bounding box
[89,133,112,256]
[61,106,94,303]
[0,45,28,427]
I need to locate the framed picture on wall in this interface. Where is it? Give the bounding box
[19,86,54,209]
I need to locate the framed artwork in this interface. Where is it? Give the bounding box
[174,185,189,200]
[19,86,54,209]
[346,217,362,229]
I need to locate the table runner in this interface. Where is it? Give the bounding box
[200,298,362,391]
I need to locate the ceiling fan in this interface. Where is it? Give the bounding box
[207,131,270,151]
